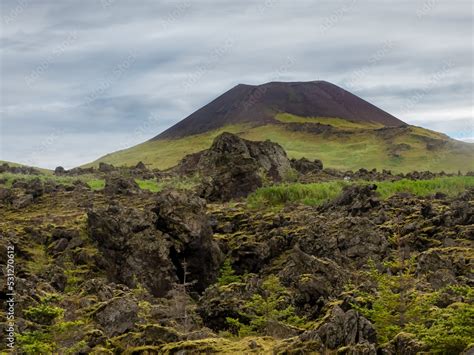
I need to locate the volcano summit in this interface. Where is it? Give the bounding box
[155,81,406,140]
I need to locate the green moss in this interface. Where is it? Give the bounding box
[376,177,474,199]
[133,336,283,354]
[24,245,52,274]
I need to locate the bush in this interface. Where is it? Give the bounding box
[17,331,54,354]
[226,275,305,336]
[353,260,474,352]
[24,304,64,325]
[217,259,242,286]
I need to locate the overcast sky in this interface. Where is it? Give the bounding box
[1,0,472,169]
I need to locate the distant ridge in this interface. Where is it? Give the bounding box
[153,80,406,140]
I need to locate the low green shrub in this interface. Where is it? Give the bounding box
[217,259,242,286]
[226,275,305,336]
[24,304,64,325]
[353,260,474,353]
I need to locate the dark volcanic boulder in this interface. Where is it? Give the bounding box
[324,184,380,215]
[298,215,388,267]
[416,248,473,289]
[277,305,377,353]
[191,132,293,201]
[134,161,147,171]
[153,189,223,292]
[12,194,34,209]
[290,157,323,174]
[302,305,376,350]
[173,151,204,176]
[0,188,14,205]
[104,174,140,195]
[98,162,115,173]
[88,189,222,296]
[93,296,139,336]
[379,332,427,355]
[24,178,44,198]
[279,247,347,314]
[88,203,177,297]
[54,166,66,175]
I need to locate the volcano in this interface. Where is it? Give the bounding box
[89,80,473,173]
[154,81,405,140]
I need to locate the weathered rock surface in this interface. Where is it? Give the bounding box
[290,157,323,174]
[103,174,140,195]
[153,189,223,292]
[175,132,293,201]
[379,332,427,355]
[93,296,139,336]
[323,183,380,216]
[87,202,176,297]
[300,306,376,351]
[88,189,222,296]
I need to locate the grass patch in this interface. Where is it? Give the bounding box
[247,176,474,208]
[24,246,52,274]
[376,176,474,199]
[247,180,349,208]
[136,179,160,192]
[86,179,105,190]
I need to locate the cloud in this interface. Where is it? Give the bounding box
[0,0,472,168]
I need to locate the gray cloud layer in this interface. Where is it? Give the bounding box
[1,0,473,168]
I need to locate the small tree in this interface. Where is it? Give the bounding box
[217,258,242,286]
[226,275,305,336]
[167,259,197,332]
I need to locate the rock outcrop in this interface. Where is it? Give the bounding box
[175,132,293,201]
[103,174,140,195]
[290,157,323,174]
[87,202,176,297]
[88,189,222,296]
[153,189,223,292]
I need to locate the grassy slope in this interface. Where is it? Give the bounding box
[86,115,474,173]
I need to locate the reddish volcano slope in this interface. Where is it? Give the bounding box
[154,81,406,140]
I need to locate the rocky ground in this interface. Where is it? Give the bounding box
[0,133,473,354]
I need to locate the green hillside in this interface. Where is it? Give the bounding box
[87,115,474,173]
